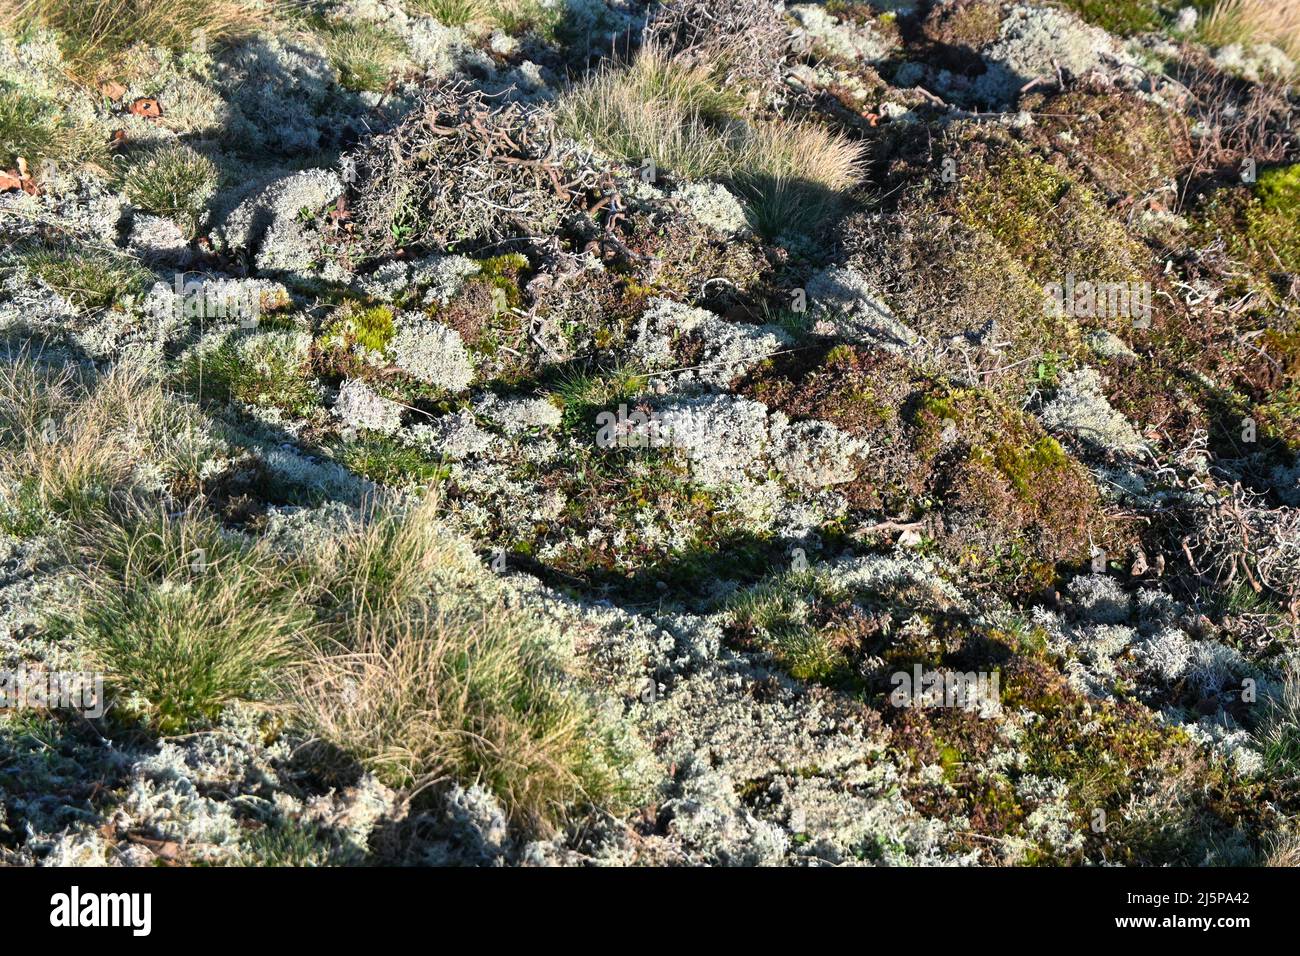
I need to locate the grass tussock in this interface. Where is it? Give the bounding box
[2,0,266,77]
[295,602,619,832]
[0,82,100,174]
[1256,660,1300,777]
[0,357,206,534]
[19,244,150,311]
[726,569,855,684]
[54,504,311,734]
[1201,0,1300,59]
[319,20,409,94]
[556,44,741,179]
[293,494,636,832]
[115,143,219,238]
[733,119,870,240]
[408,0,487,27]
[2,368,635,828]
[557,44,867,239]
[307,492,462,624]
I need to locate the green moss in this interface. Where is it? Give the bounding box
[958,147,1146,286]
[911,384,1113,582]
[336,433,447,488]
[992,435,1071,501]
[324,303,396,354]
[1246,163,1300,273]
[1062,0,1163,35]
[1194,163,1300,315]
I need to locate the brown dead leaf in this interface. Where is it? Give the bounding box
[128,96,162,118]
[99,80,127,101]
[0,170,23,192]
[109,129,129,150]
[124,831,182,863]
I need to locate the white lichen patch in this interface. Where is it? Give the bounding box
[333,379,404,434]
[403,409,495,459]
[790,4,895,65]
[632,298,788,388]
[769,418,863,487]
[805,266,920,352]
[670,182,751,236]
[474,394,562,434]
[1040,367,1146,456]
[215,169,344,276]
[390,316,475,391]
[356,253,480,305]
[972,4,1135,107]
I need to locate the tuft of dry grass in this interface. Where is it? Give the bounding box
[318,20,409,94]
[555,43,742,179]
[408,0,487,28]
[306,492,459,624]
[558,45,867,239]
[293,494,635,833]
[0,349,218,531]
[294,601,616,833]
[0,356,161,531]
[1,0,266,77]
[1263,830,1300,866]
[733,119,869,240]
[1201,0,1300,59]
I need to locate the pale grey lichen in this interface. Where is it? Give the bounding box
[214,169,343,275]
[389,316,475,391]
[972,4,1134,107]
[1212,43,1296,85]
[1066,573,1132,625]
[474,394,562,434]
[632,298,788,388]
[805,266,919,352]
[403,410,495,459]
[790,4,895,64]
[660,766,790,866]
[333,379,404,435]
[127,214,192,265]
[1087,330,1138,364]
[1136,626,1193,682]
[356,254,479,305]
[769,418,863,487]
[651,394,771,484]
[671,182,751,236]
[215,35,345,154]
[1041,367,1146,456]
